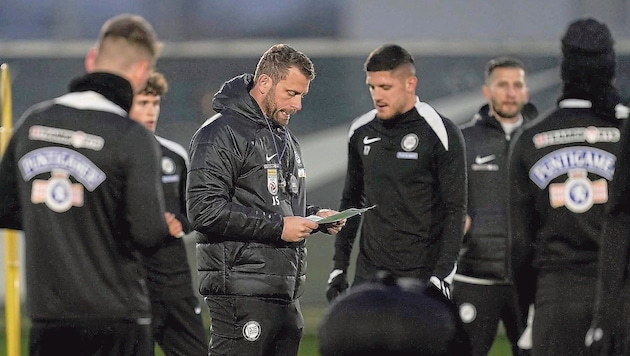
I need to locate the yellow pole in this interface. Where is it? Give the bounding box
[1,63,21,356]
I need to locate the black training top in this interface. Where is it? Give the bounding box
[0,72,169,321]
[333,99,467,282]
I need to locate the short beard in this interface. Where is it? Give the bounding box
[262,87,277,120]
[492,101,524,120]
[494,108,520,119]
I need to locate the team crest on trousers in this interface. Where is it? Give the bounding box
[243,320,261,342]
[459,302,477,323]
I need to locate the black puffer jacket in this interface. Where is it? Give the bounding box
[456,103,537,282]
[188,74,318,301]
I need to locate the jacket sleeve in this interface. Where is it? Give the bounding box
[122,126,170,249]
[176,150,192,234]
[591,119,630,336]
[507,131,537,286]
[332,133,365,271]
[187,124,284,242]
[0,133,23,230]
[433,119,467,279]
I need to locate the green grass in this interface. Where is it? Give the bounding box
[1,307,513,356]
[299,307,512,355]
[298,333,512,355]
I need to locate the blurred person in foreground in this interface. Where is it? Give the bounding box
[587,101,630,356]
[319,271,471,356]
[187,43,345,356]
[453,56,537,356]
[585,30,630,356]
[509,17,629,356]
[130,71,208,355]
[326,44,467,302]
[0,14,170,356]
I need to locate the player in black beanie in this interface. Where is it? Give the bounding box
[559,17,621,117]
[509,17,629,356]
[318,271,471,356]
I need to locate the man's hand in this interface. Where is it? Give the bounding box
[326,269,348,303]
[429,276,452,300]
[316,209,346,235]
[281,216,318,242]
[585,316,620,355]
[464,214,472,234]
[165,212,184,238]
[517,304,534,350]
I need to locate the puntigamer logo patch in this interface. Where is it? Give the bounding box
[528,146,615,189]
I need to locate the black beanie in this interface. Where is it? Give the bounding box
[561,18,615,86]
[318,273,471,356]
[559,18,620,116]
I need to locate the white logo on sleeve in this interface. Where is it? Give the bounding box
[243,321,261,342]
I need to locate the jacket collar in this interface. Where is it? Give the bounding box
[68,72,133,113]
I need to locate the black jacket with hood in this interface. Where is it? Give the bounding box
[188,74,319,302]
[455,103,537,283]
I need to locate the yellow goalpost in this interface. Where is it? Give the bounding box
[1,63,21,356]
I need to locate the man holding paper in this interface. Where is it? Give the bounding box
[326,44,467,302]
[187,44,343,355]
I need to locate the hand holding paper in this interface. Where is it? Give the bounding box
[307,205,377,224]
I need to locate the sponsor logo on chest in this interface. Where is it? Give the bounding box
[472,154,498,171]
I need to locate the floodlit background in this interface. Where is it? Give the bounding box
[3,0,630,311]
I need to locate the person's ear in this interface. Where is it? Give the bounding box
[258,74,272,94]
[524,85,530,102]
[482,84,491,101]
[130,59,151,93]
[84,47,97,72]
[406,75,418,92]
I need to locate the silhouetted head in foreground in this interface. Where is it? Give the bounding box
[318,271,471,356]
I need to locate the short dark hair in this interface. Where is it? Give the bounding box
[97,13,162,58]
[364,44,415,72]
[484,56,526,81]
[141,71,168,96]
[254,44,315,84]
